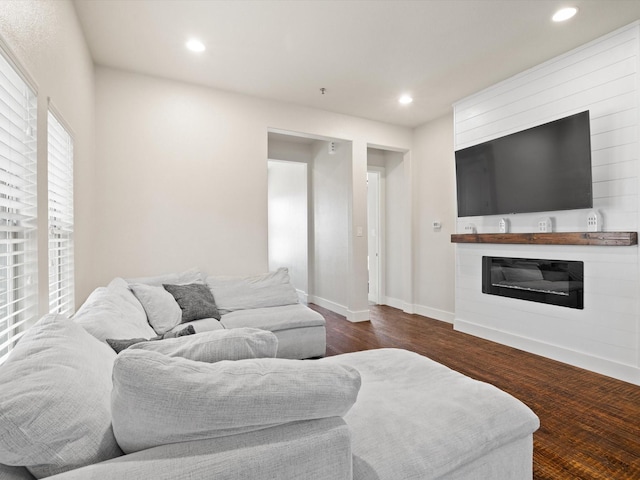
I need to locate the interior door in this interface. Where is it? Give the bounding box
[367,170,381,304]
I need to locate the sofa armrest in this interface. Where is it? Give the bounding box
[46,417,352,480]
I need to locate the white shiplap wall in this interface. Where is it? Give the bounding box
[453,23,640,385]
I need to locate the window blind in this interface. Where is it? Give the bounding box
[0,49,37,363]
[48,111,74,316]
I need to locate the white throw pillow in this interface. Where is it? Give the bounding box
[73,286,156,342]
[128,328,278,362]
[129,283,182,334]
[207,267,299,314]
[125,267,203,287]
[0,315,122,478]
[112,350,361,453]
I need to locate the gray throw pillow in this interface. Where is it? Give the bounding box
[163,283,221,322]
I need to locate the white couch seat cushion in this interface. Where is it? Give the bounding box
[221,304,325,332]
[111,349,361,453]
[128,328,279,362]
[321,349,540,479]
[0,315,123,478]
[170,316,226,333]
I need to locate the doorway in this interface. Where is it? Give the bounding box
[267,159,308,298]
[367,168,384,304]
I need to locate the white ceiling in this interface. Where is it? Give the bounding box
[73,0,640,128]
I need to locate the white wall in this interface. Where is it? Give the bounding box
[412,114,457,322]
[93,67,412,318]
[268,138,313,164]
[453,23,640,385]
[310,140,350,313]
[0,0,95,312]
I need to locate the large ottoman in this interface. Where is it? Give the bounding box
[322,349,540,479]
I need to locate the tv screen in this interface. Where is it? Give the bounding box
[455,111,593,217]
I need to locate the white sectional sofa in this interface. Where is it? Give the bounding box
[0,268,540,479]
[72,267,326,359]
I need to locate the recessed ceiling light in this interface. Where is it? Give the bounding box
[399,95,413,105]
[552,7,578,22]
[186,38,206,52]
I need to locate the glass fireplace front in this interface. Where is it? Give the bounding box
[482,256,584,309]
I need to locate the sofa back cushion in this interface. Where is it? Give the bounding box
[129,328,278,362]
[111,350,361,453]
[207,267,299,314]
[0,315,123,478]
[73,278,156,342]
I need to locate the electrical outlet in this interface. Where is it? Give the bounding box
[538,217,552,233]
[587,210,602,232]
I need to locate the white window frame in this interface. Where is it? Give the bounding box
[47,108,74,316]
[0,46,38,363]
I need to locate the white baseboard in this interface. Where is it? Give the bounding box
[381,295,402,310]
[381,297,454,324]
[346,309,370,322]
[414,305,455,324]
[382,296,412,313]
[308,294,453,325]
[307,295,370,322]
[307,295,346,316]
[455,317,640,386]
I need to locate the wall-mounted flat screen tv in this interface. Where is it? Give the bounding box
[455,111,593,217]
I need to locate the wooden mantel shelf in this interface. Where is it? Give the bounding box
[450,232,638,246]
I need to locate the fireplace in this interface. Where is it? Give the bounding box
[482,256,584,309]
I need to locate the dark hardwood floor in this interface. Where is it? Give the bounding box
[311,303,640,480]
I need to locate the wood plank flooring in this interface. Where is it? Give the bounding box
[311,303,640,480]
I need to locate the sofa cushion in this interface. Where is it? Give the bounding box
[163,283,221,322]
[0,315,123,478]
[106,325,196,353]
[207,267,299,314]
[170,316,226,334]
[129,328,278,362]
[111,350,361,453]
[221,304,325,332]
[125,267,203,287]
[129,283,182,334]
[106,277,147,316]
[0,464,35,480]
[73,285,156,342]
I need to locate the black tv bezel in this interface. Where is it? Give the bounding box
[454,111,593,218]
